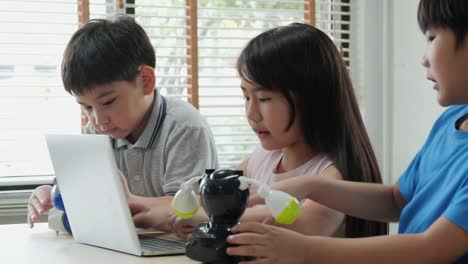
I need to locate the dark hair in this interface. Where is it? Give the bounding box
[237,23,387,237]
[61,15,155,95]
[418,0,468,48]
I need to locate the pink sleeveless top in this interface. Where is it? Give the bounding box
[246,146,333,185]
[246,146,345,237]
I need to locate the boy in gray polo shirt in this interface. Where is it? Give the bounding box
[27,16,218,232]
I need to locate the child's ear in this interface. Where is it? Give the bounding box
[139,66,156,95]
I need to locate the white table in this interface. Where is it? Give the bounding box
[0,223,198,264]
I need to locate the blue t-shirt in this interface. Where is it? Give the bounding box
[398,105,468,263]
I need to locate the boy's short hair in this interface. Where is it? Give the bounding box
[61,15,155,95]
[418,0,468,48]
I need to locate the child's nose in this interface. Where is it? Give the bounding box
[246,103,261,122]
[421,54,429,68]
[93,110,109,125]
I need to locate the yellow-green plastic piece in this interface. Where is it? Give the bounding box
[171,204,200,219]
[275,198,301,224]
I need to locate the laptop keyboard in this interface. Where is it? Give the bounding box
[138,234,186,252]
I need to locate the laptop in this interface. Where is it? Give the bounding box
[45,134,186,256]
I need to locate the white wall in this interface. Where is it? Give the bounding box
[353,0,444,184]
[388,0,444,183]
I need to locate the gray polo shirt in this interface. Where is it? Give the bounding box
[84,93,218,196]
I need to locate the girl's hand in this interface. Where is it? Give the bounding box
[27,185,53,228]
[168,213,197,239]
[226,222,311,264]
[247,193,265,207]
[169,209,208,239]
[245,184,264,208]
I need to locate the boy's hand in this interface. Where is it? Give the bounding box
[122,171,173,232]
[129,196,174,232]
[129,201,150,226]
[226,222,310,264]
[169,209,208,239]
[27,185,53,228]
[168,214,197,239]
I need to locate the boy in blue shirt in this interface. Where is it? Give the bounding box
[27,16,218,232]
[227,0,468,263]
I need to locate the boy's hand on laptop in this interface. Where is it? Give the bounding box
[129,202,153,228]
[129,197,174,232]
[27,185,53,228]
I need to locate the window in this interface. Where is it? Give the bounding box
[0,0,80,222]
[122,0,352,168]
[0,0,352,223]
[0,0,352,182]
[0,0,80,184]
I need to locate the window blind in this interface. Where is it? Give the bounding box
[0,0,80,179]
[0,0,353,179]
[195,1,308,168]
[121,0,352,168]
[316,0,351,65]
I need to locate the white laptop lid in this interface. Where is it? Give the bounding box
[45,134,141,255]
